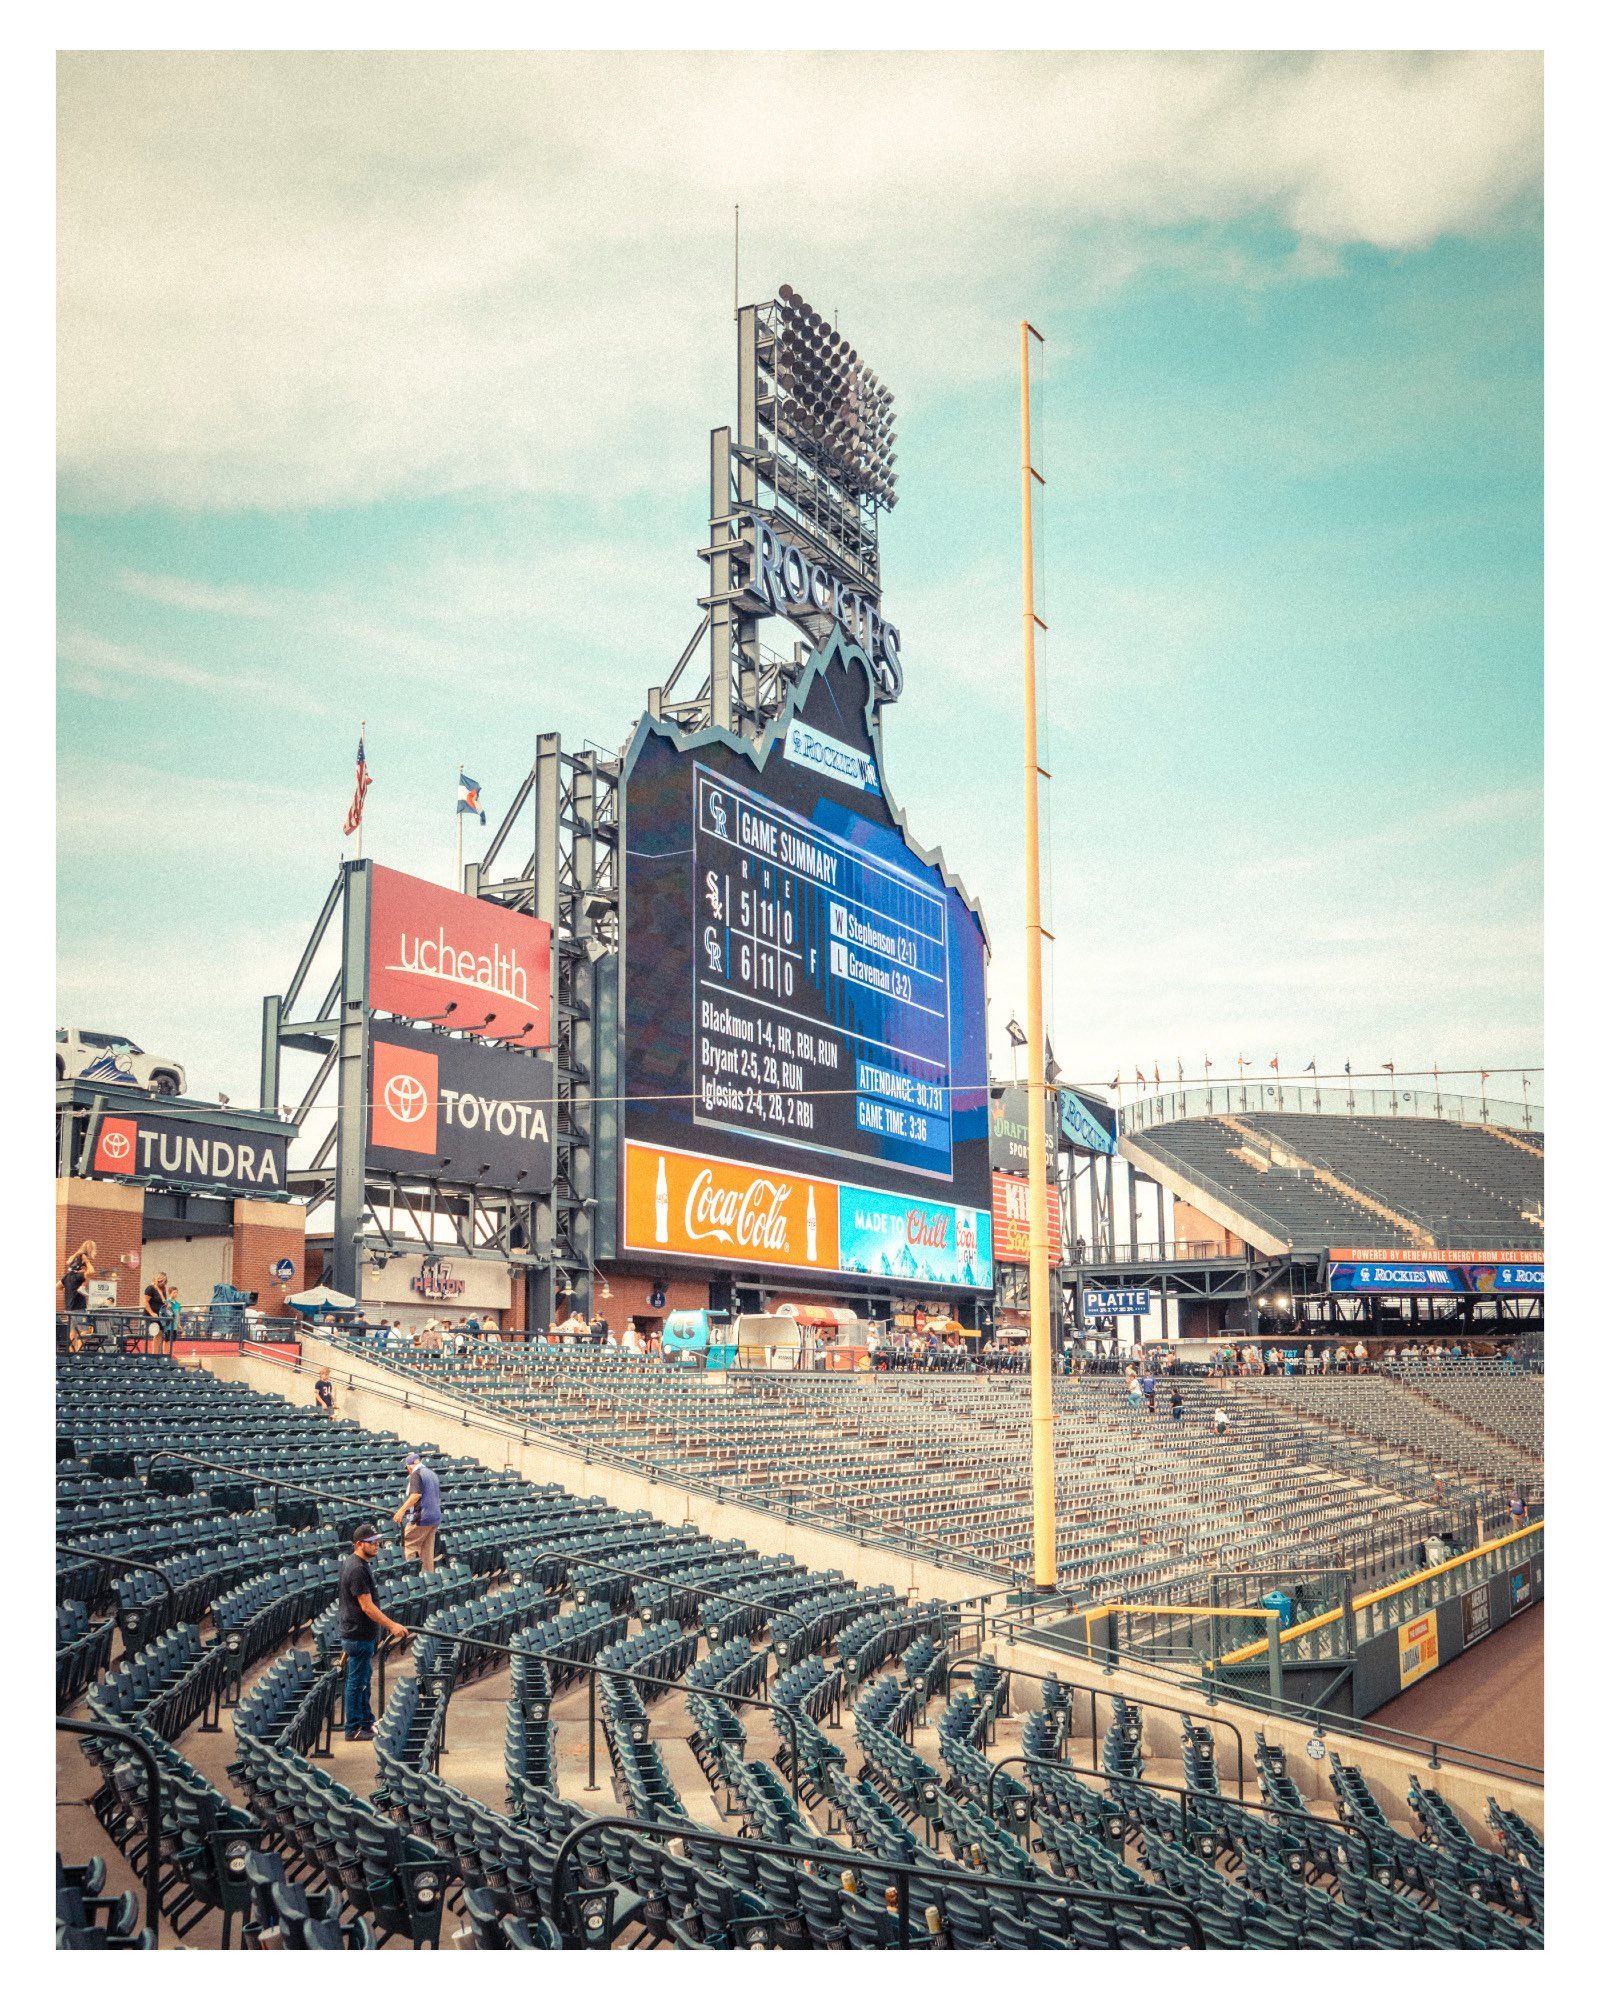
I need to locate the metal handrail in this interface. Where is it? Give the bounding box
[56,1541,176,1630]
[945,1652,1247,1798]
[999,1618,1544,1783]
[1215,1520,1545,1667]
[406,1619,814,1804]
[547,1809,1208,1950]
[56,1716,163,1946]
[554,1550,876,1633]
[982,1752,1376,1879]
[554,1548,1005,1642]
[1118,1081,1541,1137]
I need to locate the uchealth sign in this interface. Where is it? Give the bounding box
[368,1023,555,1192]
[368,863,552,1050]
[90,1111,289,1195]
[623,1140,989,1288]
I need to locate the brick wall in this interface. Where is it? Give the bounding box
[55,1179,145,1309]
[231,1199,307,1314]
[1173,1198,1243,1257]
[590,1266,709,1331]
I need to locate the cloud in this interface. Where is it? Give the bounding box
[58,623,330,712]
[57,51,1542,513]
[116,571,283,618]
[1232,783,1542,886]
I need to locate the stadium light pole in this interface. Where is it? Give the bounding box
[1020,320,1057,1594]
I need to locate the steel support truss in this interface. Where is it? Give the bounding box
[470,731,619,1331]
[261,861,547,1307]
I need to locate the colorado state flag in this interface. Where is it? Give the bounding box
[457,772,485,823]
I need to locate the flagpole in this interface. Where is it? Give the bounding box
[356,721,366,862]
[456,765,464,892]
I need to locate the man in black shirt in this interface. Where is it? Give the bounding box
[338,1524,410,1741]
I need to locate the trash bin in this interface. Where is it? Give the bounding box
[1261,1590,1295,1630]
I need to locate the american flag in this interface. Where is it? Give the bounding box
[344,733,371,837]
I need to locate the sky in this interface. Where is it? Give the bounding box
[56,50,1544,1109]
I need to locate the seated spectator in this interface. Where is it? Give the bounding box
[1212,1404,1230,1436]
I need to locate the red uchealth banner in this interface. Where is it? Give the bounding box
[366,864,552,1050]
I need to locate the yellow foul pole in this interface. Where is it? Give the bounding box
[1020,322,1056,1592]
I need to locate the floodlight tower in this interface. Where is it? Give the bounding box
[653,286,899,738]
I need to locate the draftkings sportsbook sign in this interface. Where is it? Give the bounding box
[367,1022,555,1192]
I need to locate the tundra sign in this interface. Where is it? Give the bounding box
[89,1110,289,1194]
[367,1022,555,1192]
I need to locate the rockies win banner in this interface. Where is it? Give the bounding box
[367,1021,555,1191]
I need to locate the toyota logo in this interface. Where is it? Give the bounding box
[101,1130,132,1162]
[383,1072,430,1124]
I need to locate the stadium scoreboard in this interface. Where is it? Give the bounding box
[692,766,954,1180]
[620,634,993,1288]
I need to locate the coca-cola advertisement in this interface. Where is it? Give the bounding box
[624,1141,838,1272]
[622,1139,992,1288]
[367,863,552,1050]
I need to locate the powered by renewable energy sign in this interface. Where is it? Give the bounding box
[1083,1286,1151,1315]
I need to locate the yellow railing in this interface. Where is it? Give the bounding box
[1215,1520,1545,1668]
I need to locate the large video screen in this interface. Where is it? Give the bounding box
[621,638,992,1287]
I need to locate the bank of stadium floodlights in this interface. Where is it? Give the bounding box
[657,285,899,740]
[769,282,898,518]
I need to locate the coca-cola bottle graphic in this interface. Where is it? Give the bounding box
[654,1155,669,1244]
[805,1186,818,1262]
